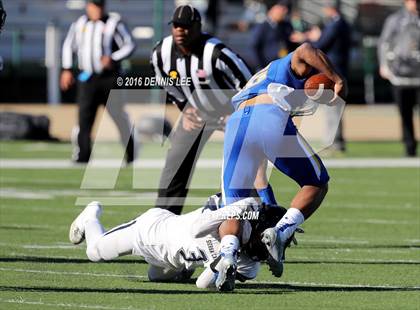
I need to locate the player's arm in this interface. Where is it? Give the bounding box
[218,219,241,240]
[291,43,347,99]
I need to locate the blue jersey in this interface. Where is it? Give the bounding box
[231,53,308,110]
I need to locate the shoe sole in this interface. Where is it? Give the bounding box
[69,217,85,245]
[69,202,102,245]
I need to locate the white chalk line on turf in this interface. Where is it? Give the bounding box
[1,158,419,169]
[247,280,420,290]
[0,298,143,310]
[0,268,418,291]
[0,243,80,250]
[0,267,147,279]
[0,188,148,199]
[315,218,419,225]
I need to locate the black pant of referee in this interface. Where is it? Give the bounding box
[155,118,216,215]
[76,72,135,163]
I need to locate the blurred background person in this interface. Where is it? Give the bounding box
[60,0,136,163]
[0,0,5,34]
[250,0,295,70]
[236,0,266,32]
[0,0,6,71]
[378,0,420,157]
[291,0,351,153]
[205,0,220,35]
[290,9,310,34]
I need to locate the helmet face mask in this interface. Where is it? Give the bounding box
[243,204,288,261]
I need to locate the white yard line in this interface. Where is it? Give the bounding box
[22,245,80,250]
[0,267,147,279]
[0,242,79,249]
[0,224,53,230]
[0,188,159,202]
[0,244,79,250]
[315,218,418,225]
[0,298,143,310]
[322,202,417,210]
[0,268,418,292]
[0,189,53,199]
[287,258,420,264]
[1,158,419,169]
[248,280,420,290]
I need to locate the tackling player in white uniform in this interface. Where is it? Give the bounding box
[69,196,298,292]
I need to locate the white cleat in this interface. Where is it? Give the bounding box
[211,254,237,292]
[261,227,289,277]
[69,201,102,245]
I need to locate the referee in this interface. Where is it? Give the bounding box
[61,0,136,163]
[151,5,275,214]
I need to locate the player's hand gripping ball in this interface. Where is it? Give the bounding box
[304,73,335,103]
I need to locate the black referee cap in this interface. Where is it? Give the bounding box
[169,5,201,27]
[87,0,106,6]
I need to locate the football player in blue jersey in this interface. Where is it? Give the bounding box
[219,43,346,282]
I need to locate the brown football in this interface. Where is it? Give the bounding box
[304,73,335,102]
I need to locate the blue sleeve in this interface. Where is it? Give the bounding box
[271,53,307,89]
[271,53,293,82]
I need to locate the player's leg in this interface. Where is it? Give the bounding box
[218,107,265,290]
[156,120,214,214]
[214,219,241,291]
[264,114,329,218]
[196,219,241,291]
[69,201,103,245]
[69,201,137,262]
[254,159,278,205]
[76,79,98,162]
[261,115,329,275]
[86,218,137,262]
[221,106,264,206]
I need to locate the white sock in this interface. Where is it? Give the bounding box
[85,219,137,261]
[85,218,105,248]
[220,235,239,257]
[275,208,305,240]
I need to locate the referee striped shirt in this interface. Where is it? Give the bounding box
[62,12,135,74]
[151,34,252,117]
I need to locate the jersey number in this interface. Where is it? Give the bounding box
[179,248,207,262]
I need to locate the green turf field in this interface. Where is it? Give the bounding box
[0,141,419,309]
